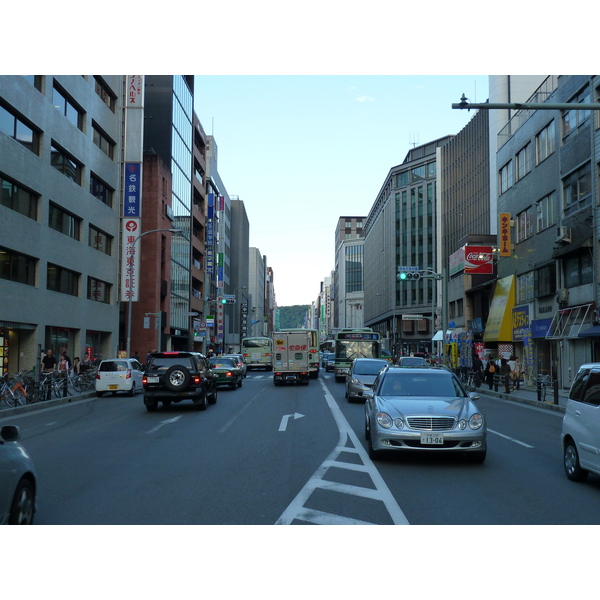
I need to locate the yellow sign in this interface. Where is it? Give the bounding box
[499,213,512,257]
[483,275,516,342]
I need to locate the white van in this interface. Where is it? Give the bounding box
[561,363,600,482]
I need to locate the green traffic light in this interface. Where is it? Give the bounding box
[398,272,408,280]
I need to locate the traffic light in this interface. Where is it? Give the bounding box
[219,297,236,304]
[398,271,421,281]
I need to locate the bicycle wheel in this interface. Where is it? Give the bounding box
[1,387,16,408]
[11,385,27,406]
[72,375,86,393]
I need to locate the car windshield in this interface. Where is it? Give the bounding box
[353,360,388,375]
[380,373,464,397]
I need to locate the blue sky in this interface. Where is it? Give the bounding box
[194,75,489,306]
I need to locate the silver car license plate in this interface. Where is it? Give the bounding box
[147,376,159,383]
[421,432,444,445]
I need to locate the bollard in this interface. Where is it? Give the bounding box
[553,379,559,405]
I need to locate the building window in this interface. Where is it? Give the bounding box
[564,252,593,288]
[426,161,436,178]
[345,244,363,293]
[411,165,425,183]
[92,123,115,159]
[535,120,555,165]
[52,84,83,130]
[563,163,591,216]
[90,173,113,207]
[94,77,116,112]
[517,271,535,304]
[89,226,112,255]
[0,245,36,286]
[515,206,534,242]
[396,172,409,187]
[535,263,556,298]
[47,263,79,296]
[22,75,42,91]
[49,202,81,240]
[1,174,38,220]
[536,192,556,232]
[87,277,110,303]
[0,103,38,154]
[562,86,590,139]
[51,143,81,184]
[499,160,513,194]
[515,143,532,182]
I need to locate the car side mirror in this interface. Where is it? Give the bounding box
[468,392,480,401]
[0,425,21,443]
[363,391,374,400]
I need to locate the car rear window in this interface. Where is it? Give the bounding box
[149,357,194,370]
[210,359,235,368]
[353,360,388,375]
[100,361,129,372]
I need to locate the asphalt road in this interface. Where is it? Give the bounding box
[3,370,600,525]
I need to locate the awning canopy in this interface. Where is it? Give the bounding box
[432,331,444,341]
[547,303,594,339]
[579,325,600,338]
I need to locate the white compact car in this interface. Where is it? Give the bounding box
[562,363,600,482]
[95,358,144,397]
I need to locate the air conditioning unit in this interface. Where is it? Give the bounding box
[556,226,571,243]
[557,288,569,304]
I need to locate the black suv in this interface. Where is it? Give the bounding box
[143,352,218,412]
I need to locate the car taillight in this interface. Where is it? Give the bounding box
[96,372,101,379]
[142,376,148,384]
[193,375,201,384]
[126,369,132,379]
[226,371,233,378]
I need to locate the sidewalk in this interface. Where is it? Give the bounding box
[0,386,97,420]
[476,382,568,413]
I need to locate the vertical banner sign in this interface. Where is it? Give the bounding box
[499,213,512,257]
[121,75,144,302]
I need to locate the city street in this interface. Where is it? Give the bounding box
[3,370,600,525]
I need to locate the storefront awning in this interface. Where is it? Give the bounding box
[483,275,515,342]
[579,324,600,338]
[431,330,450,341]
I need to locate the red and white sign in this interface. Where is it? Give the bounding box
[464,245,493,274]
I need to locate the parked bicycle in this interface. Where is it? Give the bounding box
[40,371,73,400]
[73,367,97,392]
[0,373,28,408]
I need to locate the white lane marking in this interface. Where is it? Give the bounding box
[488,428,534,448]
[146,415,182,434]
[275,379,409,525]
[278,412,305,432]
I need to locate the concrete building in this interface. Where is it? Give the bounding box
[333,216,366,330]
[248,247,268,337]
[364,138,452,357]
[0,75,124,371]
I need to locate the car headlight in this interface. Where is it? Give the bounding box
[394,418,405,429]
[458,419,467,430]
[351,378,361,385]
[376,412,393,429]
[469,413,484,430]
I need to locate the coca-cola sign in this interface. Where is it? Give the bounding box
[464,245,493,274]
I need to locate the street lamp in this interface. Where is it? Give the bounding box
[126,227,184,357]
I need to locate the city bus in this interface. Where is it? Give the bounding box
[241,336,273,371]
[333,328,381,382]
[280,328,320,378]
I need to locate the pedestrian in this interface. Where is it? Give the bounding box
[58,354,70,397]
[472,354,483,388]
[134,350,141,362]
[72,357,80,376]
[81,352,92,372]
[41,349,57,400]
[500,358,511,393]
[484,354,496,390]
[513,356,522,390]
[508,355,518,391]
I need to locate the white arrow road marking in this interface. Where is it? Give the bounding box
[146,415,182,434]
[278,412,305,432]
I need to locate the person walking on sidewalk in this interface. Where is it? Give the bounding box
[484,355,496,390]
[500,358,511,393]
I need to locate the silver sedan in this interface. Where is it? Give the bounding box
[345,358,389,402]
[364,366,486,463]
[0,425,36,524]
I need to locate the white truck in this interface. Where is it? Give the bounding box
[272,331,311,385]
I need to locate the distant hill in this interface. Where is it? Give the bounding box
[278,305,310,329]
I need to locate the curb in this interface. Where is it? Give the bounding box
[478,387,566,414]
[0,390,97,420]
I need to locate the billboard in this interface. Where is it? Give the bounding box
[464,246,493,274]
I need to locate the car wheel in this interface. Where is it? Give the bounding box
[9,478,35,524]
[238,377,243,388]
[145,398,159,412]
[164,365,192,392]
[96,391,104,397]
[564,440,588,482]
[195,388,208,411]
[208,387,218,404]
[128,383,136,397]
[364,412,371,440]
[367,433,383,461]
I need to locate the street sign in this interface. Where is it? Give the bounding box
[402,314,423,320]
[397,266,419,271]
